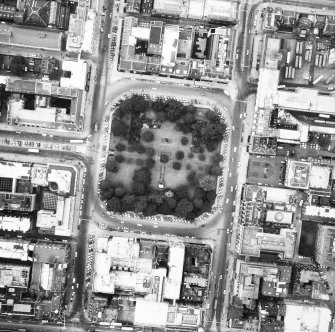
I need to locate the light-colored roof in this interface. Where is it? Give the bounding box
[8,101,57,124]
[0,24,61,51]
[274,88,335,115]
[203,0,238,19]
[0,239,30,261]
[47,168,73,194]
[161,25,179,67]
[266,210,293,224]
[264,187,296,204]
[134,300,168,327]
[240,226,296,259]
[188,0,204,18]
[153,0,182,14]
[0,216,30,233]
[81,9,96,53]
[304,206,335,219]
[164,244,184,300]
[60,60,88,90]
[132,26,150,40]
[284,301,332,332]
[309,165,330,189]
[0,160,31,179]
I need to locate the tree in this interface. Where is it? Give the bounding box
[118,94,149,116]
[121,195,135,211]
[210,165,223,176]
[199,175,216,191]
[132,181,146,194]
[10,56,26,76]
[211,153,224,164]
[115,187,126,197]
[187,171,198,185]
[115,143,126,152]
[206,141,218,152]
[133,167,151,184]
[160,154,169,163]
[134,197,148,213]
[142,131,154,142]
[159,201,172,215]
[128,145,136,152]
[101,187,114,200]
[175,198,193,217]
[166,197,177,209]
[143,204,157,216]
[175,151,184,160]
[165,99,185,122]
[136,159,145,166]
[115,155,125,163]
[198,154,206,161]
[136,144,146,154]
[106,160,118,172]
[174,185,189,199]
[100,179,112,190]
[145,147,155,157]
[173,162,181,170]
[181,137,189,145]
[111,119,128,137]
[193,197,203,209]
[107,197,122,212]
[207,190,216,201]
[145,159,155,169]
[205,110,221,123]
[156,111,166,122]
[152,98,168,113]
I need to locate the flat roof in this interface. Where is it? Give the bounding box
[134,300,168,327]
[153,0,182,14]
[309,165,330,189]
[240,226,296,259]
[8,25,61,51]
[284,301,331,332]
[161,25,179,67]
[149,26,162,44]
[0,161,31,179]
[274,88,335,115]
[203,0,238,19]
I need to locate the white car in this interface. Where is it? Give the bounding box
[219,275,223,280]
[104,100,109,106]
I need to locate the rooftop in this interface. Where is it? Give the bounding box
[0,24,62,51]
[285,160,311,189]
[274,88,335,115]
[238,225,296,259]
[284,300,332,332]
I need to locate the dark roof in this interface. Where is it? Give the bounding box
[149,26,161,44]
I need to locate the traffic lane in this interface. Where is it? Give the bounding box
[71,218,90,314]
[0,130,72,143]
[0,320,85,332]
[107,78,233,111]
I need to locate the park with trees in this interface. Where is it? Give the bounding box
[101,94,227,221]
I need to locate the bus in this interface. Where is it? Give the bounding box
[27,149,39,153]
[94,122,99,132]
[70,140,84,143]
